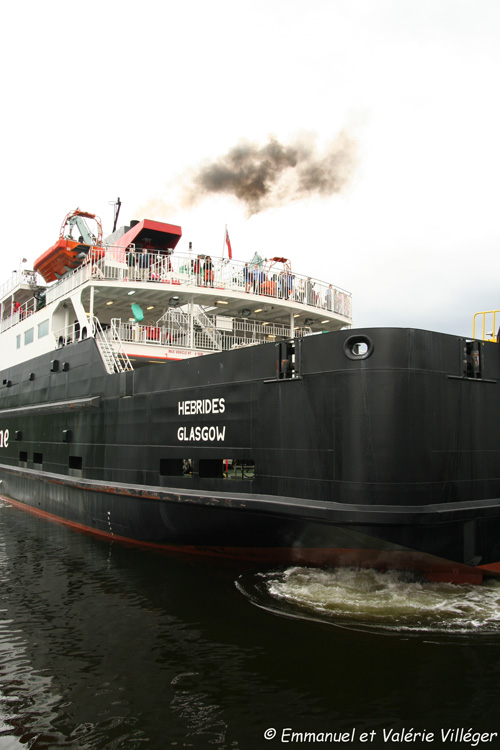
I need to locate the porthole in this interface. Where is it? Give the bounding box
[343,334,374,361]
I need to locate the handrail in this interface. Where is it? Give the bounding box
[473,310,500,342]
[91,316,133,373]
[3,246,353,336]
[46,246,352,319]
[112,314,311,353]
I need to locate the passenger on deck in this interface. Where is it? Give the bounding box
[306,277,315,305]
[325,284,333,311]
[138,248,150,280]
[204,256,214,286]
[192,255,202,283]
[280,271,293,300]
[254,268,266,294]
[243,263,252,292]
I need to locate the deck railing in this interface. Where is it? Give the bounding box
[0,269,37,304]
[110,313,312,353]
[2,245,352,335]
[0,295,37,333]
[473,310,500,342]
[46,246,352,319]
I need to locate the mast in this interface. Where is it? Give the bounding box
[112,197,122,233]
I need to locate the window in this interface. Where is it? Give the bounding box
[24,328,34,345]
[16,335,21,349]
[38,319,49,338]
[160,458,193,476]
[224,459,255,480]
[69,455,82,477]
[199,459,224,478]
[198,459,255,479]
[275,340,302,380]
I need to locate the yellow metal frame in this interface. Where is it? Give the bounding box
[473,310,500,342]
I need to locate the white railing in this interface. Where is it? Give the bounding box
[46,246,352,317]
[0,269,37,303]
[111,313,311,354]
[92,317,133,373]
[94,249,352,319]
[1,296,37,333]
[53,322,85,348]
[52,318,132,373]
[45,262,92,305]
[2,245,352,336]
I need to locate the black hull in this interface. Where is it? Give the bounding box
[1,329,500,583]
[2,463,500,584]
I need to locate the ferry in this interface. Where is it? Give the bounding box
[1,207,500,584]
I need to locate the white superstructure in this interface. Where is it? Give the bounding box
[0,219,352,373]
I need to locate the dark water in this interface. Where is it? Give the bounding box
[1,499,500,749]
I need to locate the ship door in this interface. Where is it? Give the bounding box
[276,340,302,380]
[463,340,482,379]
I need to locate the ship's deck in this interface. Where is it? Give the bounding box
[52,248,352,332]
[0,246,353,368]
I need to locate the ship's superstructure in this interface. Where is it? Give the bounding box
[1,212,351,371]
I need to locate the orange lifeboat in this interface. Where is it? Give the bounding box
[34,209,105,283]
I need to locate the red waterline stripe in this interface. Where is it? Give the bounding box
[1,494,497,582]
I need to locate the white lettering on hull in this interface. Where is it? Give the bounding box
[177,425,226,442]
[178,398,225,416]
[177,397,227,443]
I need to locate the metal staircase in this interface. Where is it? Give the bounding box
[91,316,133,373]
[193,308,223,350]
[157,308,223,351]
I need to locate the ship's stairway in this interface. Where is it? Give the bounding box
[157,308,223,351]
[193,308,222,350]
[92,316,133,373]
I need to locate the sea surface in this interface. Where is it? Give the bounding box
[1,498,500,750]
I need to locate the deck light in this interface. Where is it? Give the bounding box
[254,308,263,313]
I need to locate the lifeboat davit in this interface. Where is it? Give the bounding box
[34,209,104,283]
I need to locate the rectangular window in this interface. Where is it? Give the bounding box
[68,455,82,478]
[24,328,34,345]
[16,335,21,349]
[198,459,255,480]
[33,452,43,465]
[160,458,193,476]
[224,459,255,480]
[199,459,224,479]
[19,451,27,463]
[38,319,49,338]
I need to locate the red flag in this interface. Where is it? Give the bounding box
[225,227,232,259]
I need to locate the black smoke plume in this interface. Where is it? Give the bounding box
[182,130,357,216]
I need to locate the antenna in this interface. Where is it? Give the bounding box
[112,197,122,233]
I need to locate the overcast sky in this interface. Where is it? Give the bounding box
[2,0,499,336]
